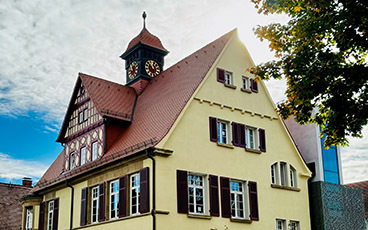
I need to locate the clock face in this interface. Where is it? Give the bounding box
[128,61,139,79]
[145,60,160,77]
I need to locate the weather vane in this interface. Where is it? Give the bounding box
[142,11,147,29]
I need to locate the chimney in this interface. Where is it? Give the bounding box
[22,177,32,188]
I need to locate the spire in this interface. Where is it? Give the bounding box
[142,11,147,29]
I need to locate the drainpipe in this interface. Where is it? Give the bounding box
[66,181,74,230]
[146,149,156,230]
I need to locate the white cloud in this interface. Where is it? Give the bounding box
[0,152,48,181]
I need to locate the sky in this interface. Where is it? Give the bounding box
[0,0,367,185]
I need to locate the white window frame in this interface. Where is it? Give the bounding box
[276,219,286,230]
[70,152,76,170]
[83,108,88,121]
[271,163,279,185]
[242,76,251,90]
[280,162,288,186]
[290,165,297,188]
[92,142,98,161]
[225,71,233,85]
[47,201,54,230]
[80,147,86,166]
[110,180,119,220]
[230,180,249,220]
[79,111,83,123]
[217,119,230,144]
[25,207,33,230]
[130,173,140,215]
[289,220,300,230]
[188,173,208,215]
[245,126,258,150]
[91,186,99,223]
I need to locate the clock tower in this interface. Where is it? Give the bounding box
[120,12,169,94]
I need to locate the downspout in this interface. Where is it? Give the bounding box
[146,149,156,230]
[66,181,74,230]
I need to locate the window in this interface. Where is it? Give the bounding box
[217,120,230,144]
[245,127,257,149]
[92,142,98,161]
[110,180,119,219]
[47,201,54,230]
[83,109,88,121]
[280,162,288,186]
[80,147,86,166]
[290,165,297,188]
[242,76,251,91]
[130,173,140,215]
[188,174,205,214]
[25,207,33,230]
[276,219,286,230]
[70,152,76,170]
[271,163,278,184]
[230,181,246,219]
[290,220,300,230]
[225,71,233,85]
[79,111,83,123]
[91,186,99,223]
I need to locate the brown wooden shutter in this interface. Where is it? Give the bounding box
[177,170,188,213]
[259,129,266,152]
[239,124,246,148]
[80,188,88,226]
[220,177,231,218]
[39,202,45,230]
[209,117,218,142]
[217,68,225,83]
[118,175,127,218]
[53,198,59,230]
[139,167,150,213]
[209,175,220,217]
[251,79,258,93]
[232,122,239,146]
[98,182,105,222]
[248,181,259,221]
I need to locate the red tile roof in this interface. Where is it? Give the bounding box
[34,29,236,191]
[0,183,32,230]
[123,28,168,54]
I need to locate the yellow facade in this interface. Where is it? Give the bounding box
[22,30,311,230]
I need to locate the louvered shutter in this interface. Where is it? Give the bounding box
[39,202,45,230]
[220,177,231,218]
[118,175,127,218]
[177,170,188,213]
[209,117,218,142]
[209,175,220,217]
[248,181,259,221]
[53,198,59,230]
[139,167,150,213]
[98,182,105,222]
[217,68,225,83]
[259,129,266,152]
[232,122,239,146]
[80,188,88,226]
[239,124,246,147]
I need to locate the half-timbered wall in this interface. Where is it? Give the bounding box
[64,86,103,139]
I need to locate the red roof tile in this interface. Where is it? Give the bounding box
[123,28,168,54]
[34,29,236,191]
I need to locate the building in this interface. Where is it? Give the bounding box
[347,180,368,228]
[22,14,312,230]
[284,117,366,229]
[0,178,32,230]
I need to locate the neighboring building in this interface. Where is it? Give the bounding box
[0,178,32,230]
[285,117,366,230]
[347,180,368,228]
[22,15,312,230]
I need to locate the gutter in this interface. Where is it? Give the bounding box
[66,181,74,230]
[146,148,156,230]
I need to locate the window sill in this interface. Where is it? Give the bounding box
[271,184,301,192]
[74,212,150,229]
[224,83,237,89]
[230,217,252,223]
[245,148,262,154]
[217,142,234,149]
[241,88,252,93]
[188,213,212,219]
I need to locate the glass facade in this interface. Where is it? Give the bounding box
[321,130,340,184]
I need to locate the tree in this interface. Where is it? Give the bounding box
[250,0,368,147]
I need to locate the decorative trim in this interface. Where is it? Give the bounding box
[245,148,262,154]
[271,184,301,192]
[299,172,311,178]
[224,83,237,89]
[188,214,212,219]
[230,217,252,223]
[216,142,235,149]
[153,148,173,157]
[155,210,170,215]
[241,88,252,93]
